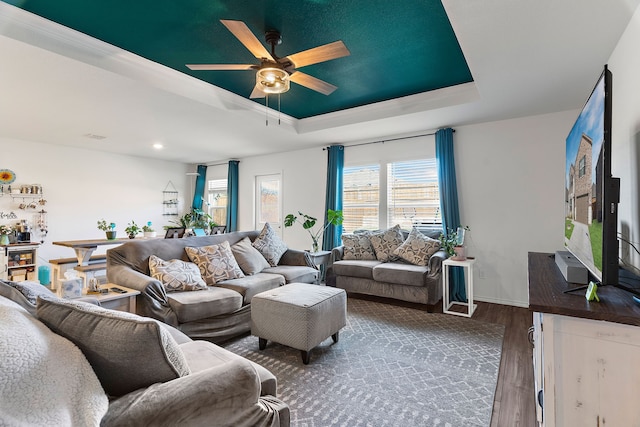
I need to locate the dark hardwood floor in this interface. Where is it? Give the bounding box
[347,294,537,426]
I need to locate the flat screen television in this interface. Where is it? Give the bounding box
[565,65,620,287]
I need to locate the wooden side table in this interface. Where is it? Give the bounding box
[85,284,140,313]
[442,258,477,317]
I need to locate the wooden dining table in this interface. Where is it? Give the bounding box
[52,238,130,266]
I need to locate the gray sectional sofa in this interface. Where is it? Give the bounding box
[0,280,289,427]
[107,230,318,343]
[326,227,446,311]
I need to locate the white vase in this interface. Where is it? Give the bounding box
[144,231,157,238]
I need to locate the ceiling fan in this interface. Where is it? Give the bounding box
[186,20,350,99]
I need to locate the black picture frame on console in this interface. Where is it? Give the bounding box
[564,65,621,288]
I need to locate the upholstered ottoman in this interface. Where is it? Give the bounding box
[251,283,347,364]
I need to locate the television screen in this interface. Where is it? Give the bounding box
[564,66,617,285]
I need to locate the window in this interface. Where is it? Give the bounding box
[207,179,227,226]
[342,158,440,233]
[387,158,440,230]
[342,165,380,233]
[578,155,586,177]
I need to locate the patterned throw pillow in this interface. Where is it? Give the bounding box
[185,241,245,285]
[148,255,207,292]
[369,224,404,262]
[342,233,377,260]
[251,223,288,267]
[3,280,56,305]
[393,228,441,266]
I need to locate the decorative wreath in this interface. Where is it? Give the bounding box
[0,169,16,184]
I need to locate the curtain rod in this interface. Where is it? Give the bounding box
[323,129,455,150]
[205,159,240,167]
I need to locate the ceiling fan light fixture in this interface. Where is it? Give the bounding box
[257,67,290,94]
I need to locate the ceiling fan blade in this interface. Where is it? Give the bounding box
[289,71,337,95]
[249,85,266,99]
[283,41,350,68]
[186,64,255,71]
[220,20,275,61]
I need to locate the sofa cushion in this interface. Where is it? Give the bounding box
[0,296,108,425]
[179,340,277,397]
[167,286,244,323]
[217,273,285,305]
[0,280,56,315]
[149,255,208,292]
[231,237,270,275]
[252,223,288,266]
[372,262,430,287]
[393,227,441,266]
[185,241,245,285]
[331,260,382,280]
[262,265,318,284]
[369,225,404,262]
[342,233,376,260]
[36,296,191,397]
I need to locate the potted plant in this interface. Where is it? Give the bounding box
[284,209,343,252]
[143,222,156,238]
[97,219,117,240]
[0,224,13,245]
[124,220,142,239]
[439,226,470,260]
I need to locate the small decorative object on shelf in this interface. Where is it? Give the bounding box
[143,221,156,238]
[97,219,117,240]
[124,220,142,239]
[0,224,12,245]
[284,209,343,252]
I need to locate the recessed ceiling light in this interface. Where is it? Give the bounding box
[153,143,163,149]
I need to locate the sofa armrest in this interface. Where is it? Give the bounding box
[107,265,178,326]
[278,248,314,268]
[102,359,289,427]
[331,246,344,264]
[428,250,447,277]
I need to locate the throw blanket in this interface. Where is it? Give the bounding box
[0,296,108,426]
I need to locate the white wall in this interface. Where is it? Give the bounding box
[0,137,190,263]
[608,5,640,276]
[235,111,575,307]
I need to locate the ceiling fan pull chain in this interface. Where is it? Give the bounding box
[278,94,281,125]
[265,94,269,126]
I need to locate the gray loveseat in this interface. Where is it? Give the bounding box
[107,230,318,343]
[0,280,289,427]
[326,227,446,311]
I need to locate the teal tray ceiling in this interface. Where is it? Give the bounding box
[4,0,473,119]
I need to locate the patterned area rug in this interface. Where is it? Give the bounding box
[223,298,504,427]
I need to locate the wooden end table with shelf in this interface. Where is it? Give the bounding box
[85,284,140,313]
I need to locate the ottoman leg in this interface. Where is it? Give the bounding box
[259,337,267,350]
[332,331,340,343]
[301,350,311,365]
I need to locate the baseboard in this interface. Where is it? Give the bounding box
[474,295,529,308]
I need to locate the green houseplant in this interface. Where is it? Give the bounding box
[124,220,142,239]
[439,226,470,260]
[97,219,117,240]
[284,209,343,252]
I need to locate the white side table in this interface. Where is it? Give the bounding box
[442,257,477,317]
[307,250,332,284]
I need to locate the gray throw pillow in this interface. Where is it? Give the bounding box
[1,280,56,306]
[231,237,270,275]
[393,227,441,266]
[369,224,404,262]
[252,223,288,267]
[36,296,190,397]
[342,233,376,260]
